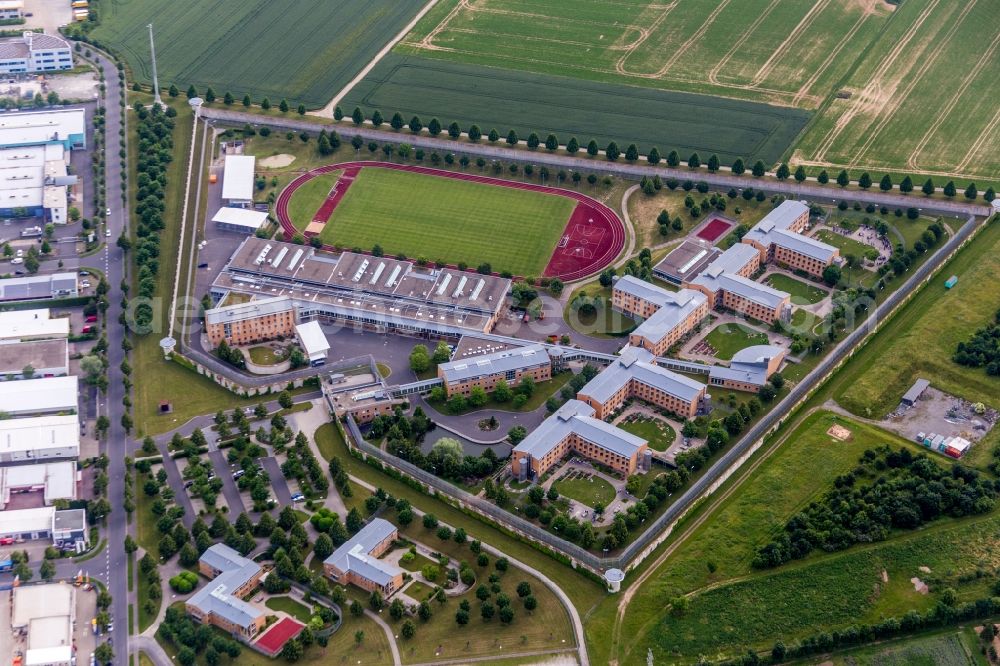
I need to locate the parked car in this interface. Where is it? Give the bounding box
[198,262,208,268]
[105,228,111,237]
[15,249,22,257]
[232,470,245,480]
[85,315,98,323]
[79,270,89,276]
[81,281,91,288]
[291,493,305,502]
[10,257,21,264]
[81,326,93,334]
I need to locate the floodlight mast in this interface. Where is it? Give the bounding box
[147,23,162,105]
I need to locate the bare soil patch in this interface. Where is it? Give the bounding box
[259,154,296,168]
[827,424,852,441]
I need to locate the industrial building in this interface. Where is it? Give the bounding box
[742,200,839,277]
[0,309,70,341]
[323,518,404,596]
[688,244,791,324]
[612,276,709,356]
[203,295,297,347]
[0,273,78,302]
[511,399,649,480]
[187,544,267,640]
[0,31,73,75]
[221,155,255,207]
[0,415,80,462]
[0,108,85,151]
[12,583,75,666]
[0,505,87,546]
[577,346,706,420]
[294,320,330,365]
[0,142,76,223]
[0,338,69,379]
[0,1,23,20]
[438,343,552,397]
[0,461,76,509]
[0,376,77,417]
[901,378,931,407]
[212,206,269,234]
[211,238,511,338]
[708,345,786,392]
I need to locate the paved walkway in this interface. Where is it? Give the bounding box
[411,394,551,443]
[365,607,402,666]
[291,400,348,516]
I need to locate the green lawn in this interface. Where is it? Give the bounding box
[375,363,391,379]
[618,416,676,452]
[702,323,771,360]
[563,282,638,338]
[764,273,829,305]
[247,346,283,365]
[313,167,574,276]
[402,580,435,601]
[599,410,982,664]
[834,217,1000,423]
[312,423,604,614]
[286,172,340,230]
[264,596,312,623]
[397,550,437,574]
[814,228,879,259]
[89,0,427,108]
[553,471,616,508]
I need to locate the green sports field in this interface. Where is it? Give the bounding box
[299,167,575,276]
[89,0,426,107]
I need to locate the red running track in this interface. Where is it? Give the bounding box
[308,166,359,229]
[695,214,734,244]
[274,161,625,282]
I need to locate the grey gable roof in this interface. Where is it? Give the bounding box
[615,275,707,345]
[710,345,785,387]
[189,544,263,628]
[579,346,705,404]
[743,200,836,262]
[323,518,402,586]
[512,399,646,461]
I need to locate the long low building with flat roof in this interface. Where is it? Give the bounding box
[612,275,709,356]
[0,505,87,546]
[577,346,706,420]
[742,200,838,277]
[0,338,68,379]
[0,415,79,462]
[323,518,404,596]
[0,461,76,509]
[0,273,78,302]
[708,345,786,393]
[438,343,551,397]
[511,399,649,479]
[0,376,77,417]
[203,295,297,347]
[221,155,255,207]
[211,237,511,338]
[12,584,74,655]
[0,309,69,341]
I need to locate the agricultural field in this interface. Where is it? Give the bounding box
[307,167,575,276]
[340,53,810,165]
[764,272,828,305]
[397,0,889,109]
[793,0,1000,181]
[702,322,771,360]
[821,629,982,666]
[589,410,996,664]
[90,0,426,107]
[834,217,1000,422]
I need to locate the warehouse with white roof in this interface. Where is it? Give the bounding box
[0,415,80,462]
[212,206,269,233]
[222,155,255,207]
[0,375,77,417]
[294,320,330,365]
[0,309,69,341]
[0,461,77,509]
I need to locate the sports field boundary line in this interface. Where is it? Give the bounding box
[314,0,442,118]
[274,160,626,281]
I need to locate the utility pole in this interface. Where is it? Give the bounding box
[147,23,162,105]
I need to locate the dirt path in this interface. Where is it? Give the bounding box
[791,10,870,106]
[750,0,831,87]
[849,0,976,168]
[607,404,829,664]
[906,26,1000,171]
[313,0,443,118]
[814,0,942,162]
[707,0,781,86]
